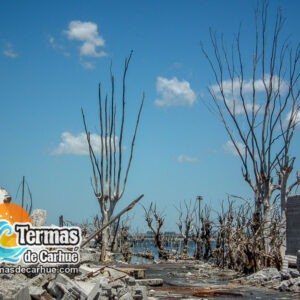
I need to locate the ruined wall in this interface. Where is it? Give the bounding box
[287,195,300,256]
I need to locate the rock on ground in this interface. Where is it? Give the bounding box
[242,267,300,293]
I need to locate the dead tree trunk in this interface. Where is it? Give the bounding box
[176,200,195,257]
[201,205,213,260]
[82,52,145,261]
[202,1,300,258]
[142,203,168,259]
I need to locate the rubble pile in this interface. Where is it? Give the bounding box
[0,262,153,300]
[0,274,31,300]
[239,267,300,293]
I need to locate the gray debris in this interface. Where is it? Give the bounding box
[136,279,164,287]
[242,266,300,293]
[30,209,47,226]
[0,249,150,300]
[29,286,46,299]
[0,274,31,300]
[278,277,300,292]
[119,292,134,300]
[290,268,300,278]
[80,248,100,263]
[49,273,88,299]
[245,267,281,284]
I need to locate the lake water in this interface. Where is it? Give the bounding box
[130,239,197,263]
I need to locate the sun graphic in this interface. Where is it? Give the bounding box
[0,203,31,247]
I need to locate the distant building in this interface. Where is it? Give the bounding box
[287,195,300,256]
[164,231,177,237]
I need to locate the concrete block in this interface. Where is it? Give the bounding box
[86,278,110,300]
[119,292,134,300]
[136,278,163,287]
[48,274,88,300]
[133,286,148,299]
[125,277,136,286]
[12,286,31,300]
[29,286,47,299]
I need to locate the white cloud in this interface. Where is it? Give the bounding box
[3,43,18,58]
[209,76,288,115]
[52,132,118,156]
[223,140,245,157]
[210,75,288,96]
[155,77,196,107]
[226,101,261,115]
[177,154,199,164]
[81,61,95,70]
[65,21,106,58]
[48,35,70,57]
[49,35,60,49]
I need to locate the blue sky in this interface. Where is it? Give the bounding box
[1,0,299,231]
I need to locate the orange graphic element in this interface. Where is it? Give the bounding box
[0,203,31,247]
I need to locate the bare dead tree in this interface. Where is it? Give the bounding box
[214,200,227,267]
[202,1,300,256]
[82,52,145,261]
[189,197,203,260]
[176,200,196,257]
[211,195,284,273]
[192,227,202,260]
[16,176,33,215]
[81,194,144,249]
[119,215,131,263]
[142,203,168,259]
[201,204,213,260]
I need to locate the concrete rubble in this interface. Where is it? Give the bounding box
[0,274,31,300]
[1,255,297,299]
[237,266,300,293]
[0,260,154,300]
[30,209,47,227]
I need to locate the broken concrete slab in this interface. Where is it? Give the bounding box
[116,286,131,298]
[47,281,65,299]
[109,279,126,289]
[125,276,137,286]
[29,273,55,289]
[12,286,31,300]
[80,249,100,263]
[119,292,134,300]
[0,286,31,300]
[136,279,163,287]
[0,274,31,300]
[75,281,96,297]
[116,267,145,279]
[132,285,148,299]
[29,285,47,299]
[39,291,55,300]
[47,274,88,300]
[79,276,111,300]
